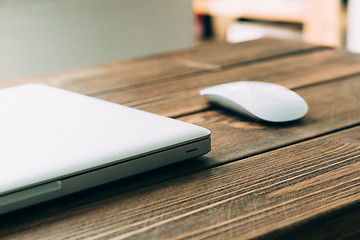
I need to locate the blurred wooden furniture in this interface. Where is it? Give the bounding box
[1,38,360,239]
[194,0,343,47]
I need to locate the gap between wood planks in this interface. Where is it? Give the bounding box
[0,38,322,94]
[14,126,358,240]
[92,48,360,119]
[169,71,360,120]
[206,122,360,173]
[90,46,330,97]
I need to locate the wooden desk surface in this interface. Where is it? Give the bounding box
[0,38,360,239]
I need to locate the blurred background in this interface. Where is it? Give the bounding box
[0,0,358,82]
[194,0,354,47]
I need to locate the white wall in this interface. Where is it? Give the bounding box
[0,0,194,81]
[348,0,360,53]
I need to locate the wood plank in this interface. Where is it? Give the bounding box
[1,125,359,239]
[262,201,360,239]
[0,38,321,95]
[0,50,358,227]
[0,39,358,239]
[95,49,360,118]
[1,60,359,239]
[179,76,360,166]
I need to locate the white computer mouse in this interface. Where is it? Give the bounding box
[200,81,308,123]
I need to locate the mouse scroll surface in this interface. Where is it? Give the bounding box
[200,81,308,122]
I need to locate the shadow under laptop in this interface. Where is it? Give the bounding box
[0,155,212,232]
[0,110,312,234]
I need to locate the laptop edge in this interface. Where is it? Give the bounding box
[0,134,210,214]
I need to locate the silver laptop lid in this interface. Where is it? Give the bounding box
[0,84,210,195]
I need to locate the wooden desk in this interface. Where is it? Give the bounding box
[0,38,360,239]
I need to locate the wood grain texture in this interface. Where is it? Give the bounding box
[179,75,360,166]
[261,201,360,239]
[0,38,321,95]
[1,38,360,239]
[94,49,360,118]
[1,126,359,240]
[5,47,339,122]
[0,69,359,240]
